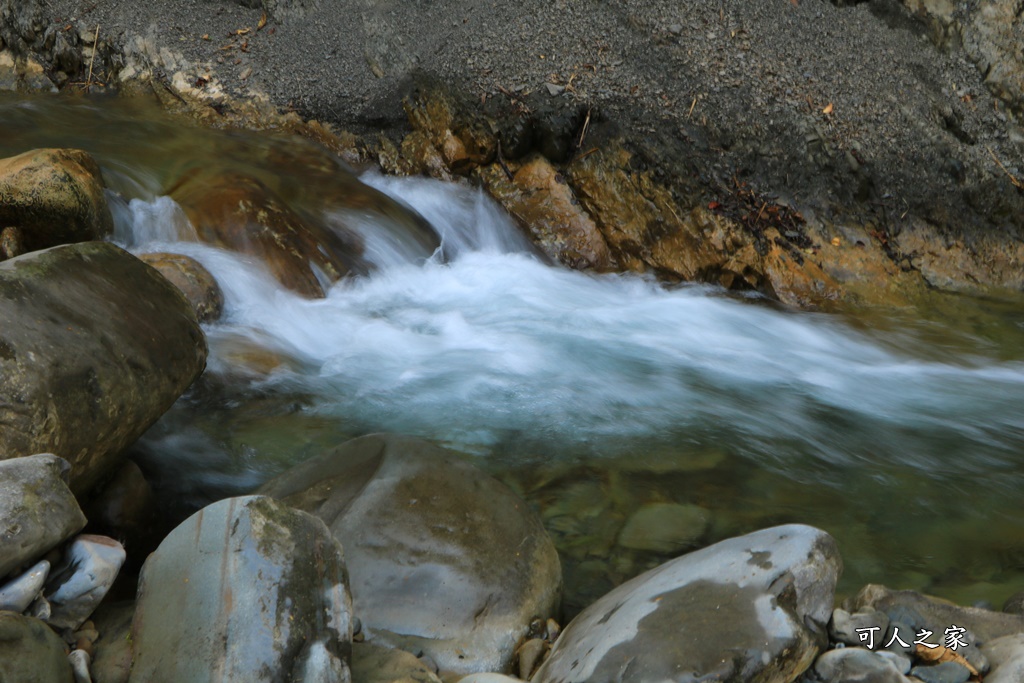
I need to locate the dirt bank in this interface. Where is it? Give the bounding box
[2,0,1023,300]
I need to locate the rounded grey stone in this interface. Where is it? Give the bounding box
[533,524,841,683]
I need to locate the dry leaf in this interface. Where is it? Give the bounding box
[235,27,251,36]
[202,33,210,40]
[914,645,979,677]
[257,12,267,30]
[822,102,834,115]
[830,237,841,246]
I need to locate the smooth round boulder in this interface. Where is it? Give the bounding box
[0,454,85,579]
[137,252,224,323]
[259,433,562,676]
[129,496,352,683]
[533,524,841,683]
[0,611,73,683]
[168,168,368,298]
[0,148,114,251]
[0,242,208,495]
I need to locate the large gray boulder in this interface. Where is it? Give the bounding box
[0,242,208,494]
[129,495,352,683]
[0,454,86,579]
[0,611,73,683]
[533,524,841,683]
[259,434,562,676]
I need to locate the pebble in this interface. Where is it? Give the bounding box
[910,661,971,683]
[0,560,50,613]
[69,648,92,683]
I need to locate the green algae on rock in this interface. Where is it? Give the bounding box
[0,242,207,495]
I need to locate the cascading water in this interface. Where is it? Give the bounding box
[4,95,1024,613]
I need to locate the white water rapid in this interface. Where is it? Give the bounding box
[114,173,1024,485]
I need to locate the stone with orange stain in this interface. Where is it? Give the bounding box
[168,168,368,298]
[479,155,613,270]
[0,148,114,251]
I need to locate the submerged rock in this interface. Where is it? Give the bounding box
[532,524,841,683]
[167,168,368,298]
[0,454,86,579]
[259,433,562,676]
[0,611,73,683]
[0,148,114,251]
[138,252,224,323]
[129,495,352,683]
[616,502,711,554]
[0,242,207,495]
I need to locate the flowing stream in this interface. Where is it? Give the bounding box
[3,95,1024,616]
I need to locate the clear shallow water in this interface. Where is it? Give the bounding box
[4,94,1024,615]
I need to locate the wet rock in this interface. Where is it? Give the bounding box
[0,559,50,613]
[0,611,73,683]
[514,638,549,680]
[457,675,522,683]
[69,649,92,683]
[812,647,911,683]
[565,143,850,306]
[898,217,1024,295]
[403,89,496,174]
[167,169,368,298]
[350,642,442,683]
[82,460,157,558]
[478,156,612,270]
[0,148,113,251]
[0,242,208,495]
[129,496,352,683]
[44,535,126,630]
[0,225,23,259]
[910,661,971,683]
[981,633,1024,683]
[138,252,224,323]
[848,585,1024,644]
[615,502,710,554]
[1002,591,1024,615]
[0,454,86,578]
[90,601,134,683]
[259,433,562,676]
[877,650,912,674]
[532,524,841,683]
[830,607,891,648]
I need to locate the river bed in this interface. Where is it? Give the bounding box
[4,93,1023,617]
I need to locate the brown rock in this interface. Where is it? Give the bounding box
[0,148,114,251]
[0,226,23,260]
[83,460,156,556]
[138,252,225,323]
[167,169,368,298]
[403,90,496,174]
[479,155,613,270]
